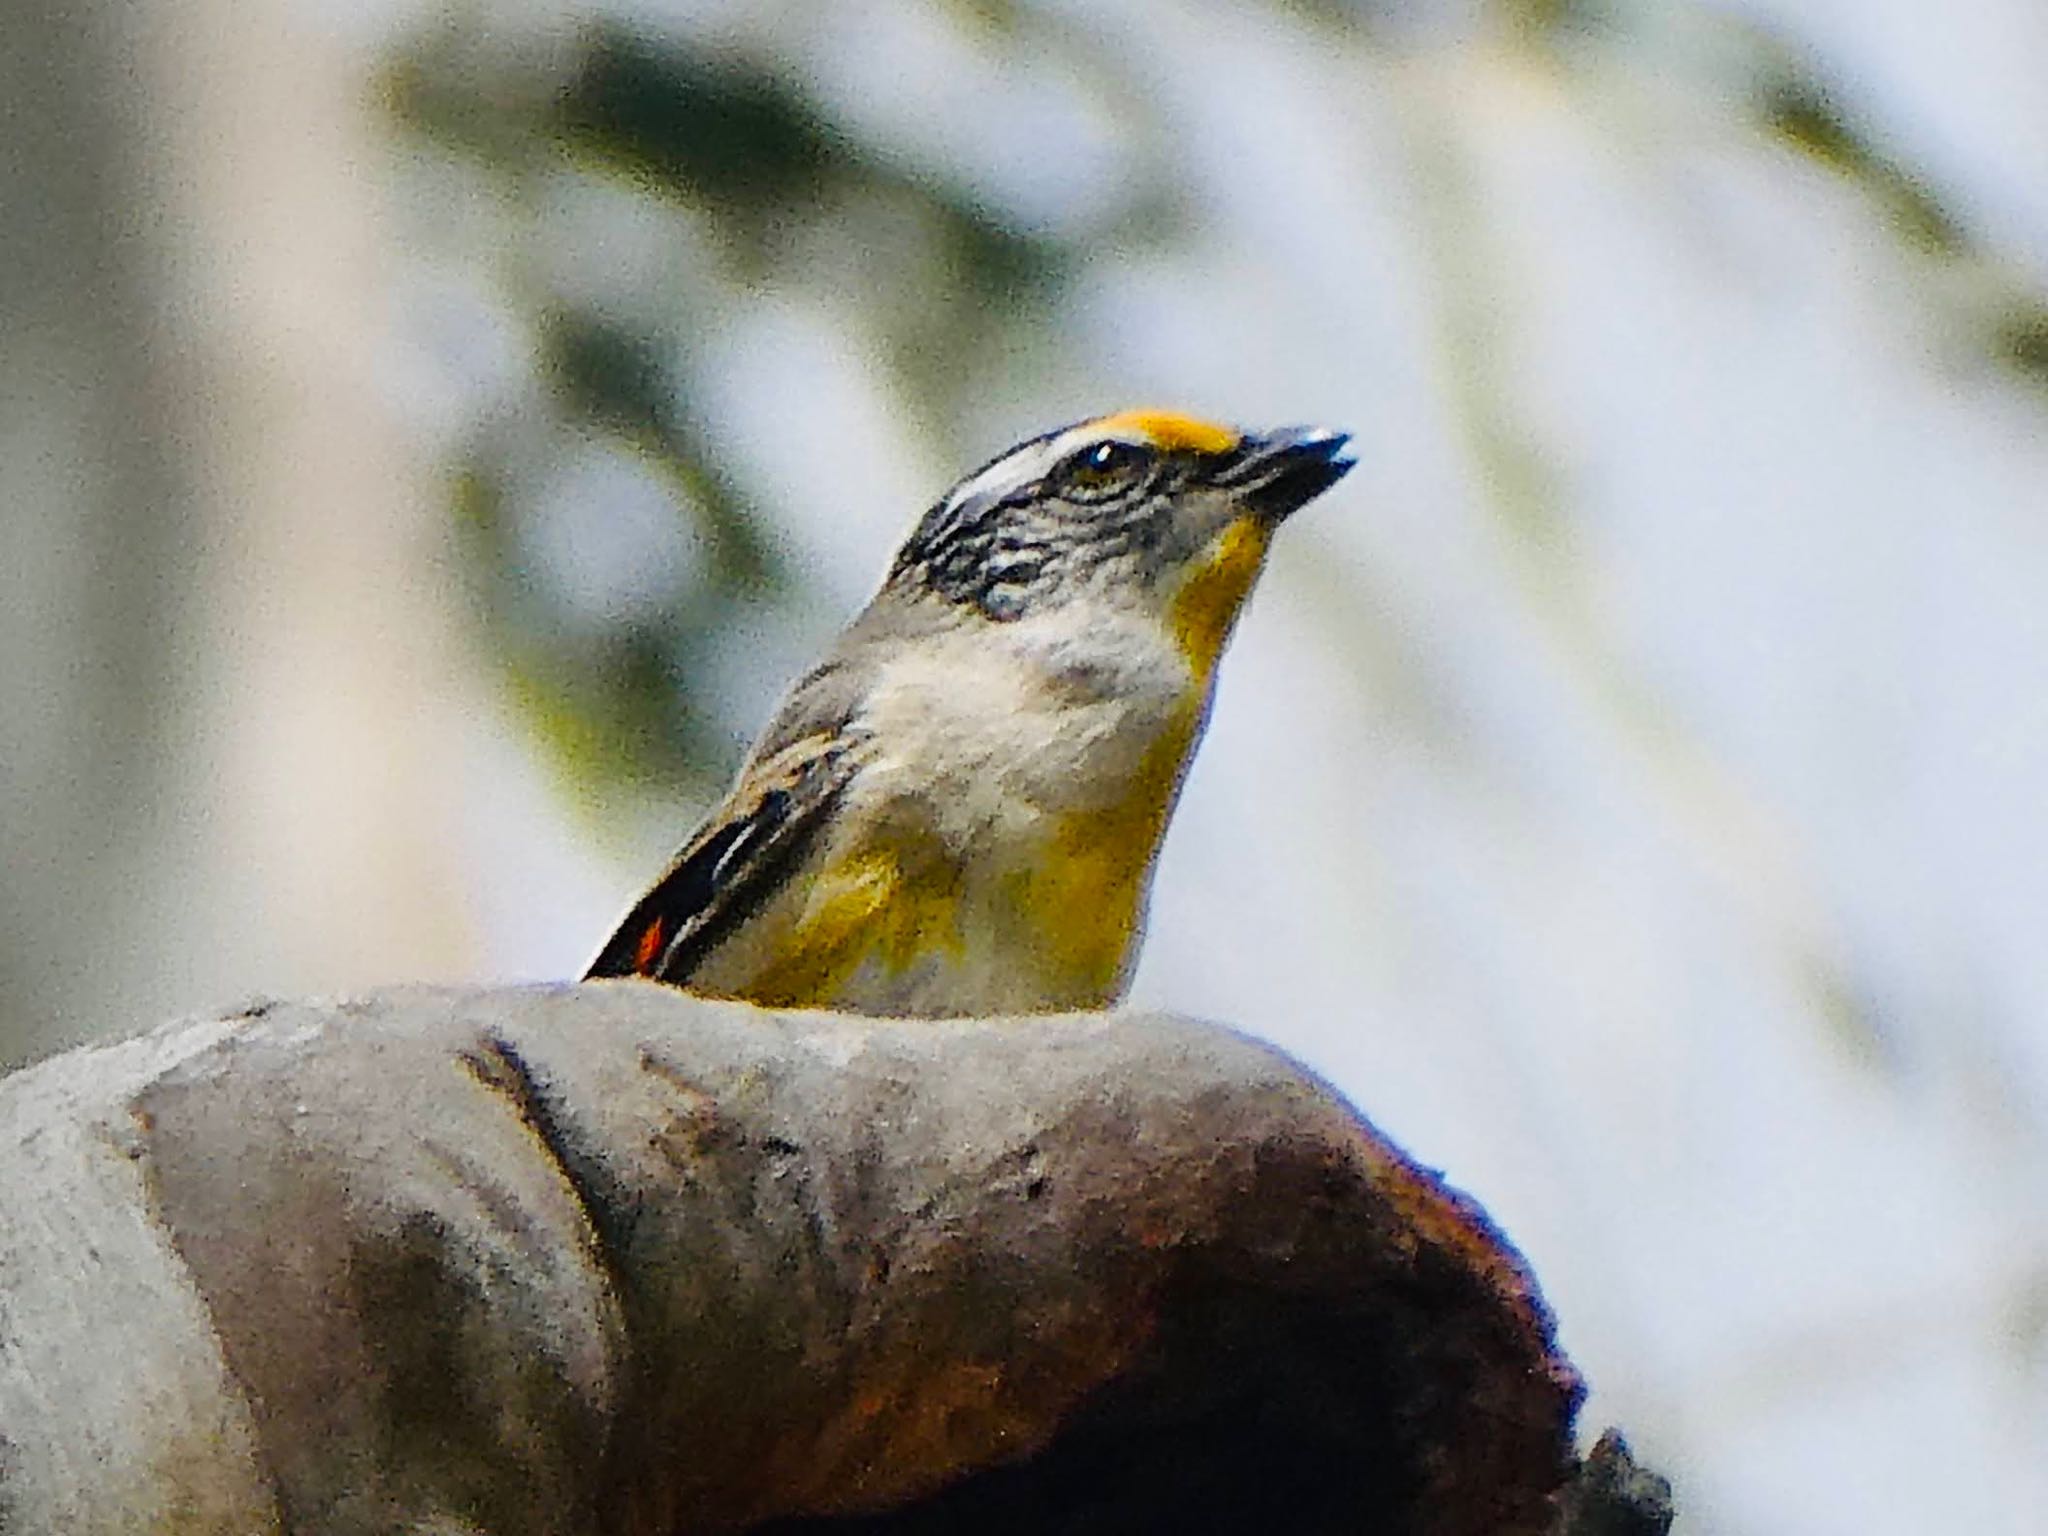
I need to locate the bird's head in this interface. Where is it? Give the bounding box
[888,410,1353,673]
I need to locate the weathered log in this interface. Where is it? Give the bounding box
[0,984,1670,1534]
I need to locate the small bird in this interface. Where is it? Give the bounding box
[586,409,1353,1016]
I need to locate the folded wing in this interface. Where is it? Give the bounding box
[584,734,860,985]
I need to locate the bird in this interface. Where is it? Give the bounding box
[585,409,1353,1016]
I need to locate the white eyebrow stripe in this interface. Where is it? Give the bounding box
[935,416,1177,522]
[1059,421,1140,450]
[941,438,1064,516]
[943,460,1020,513]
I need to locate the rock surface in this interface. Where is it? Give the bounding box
[0,983,1667,1534]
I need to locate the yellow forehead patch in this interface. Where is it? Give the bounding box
[1089,409,1240,456]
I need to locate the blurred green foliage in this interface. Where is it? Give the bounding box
[385,16,1113,803]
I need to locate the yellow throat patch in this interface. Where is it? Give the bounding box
[1169,515,1272,678]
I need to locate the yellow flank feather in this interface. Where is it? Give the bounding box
[1168,515,1272,677]
[1090,409,1239,456]
[1001,709,1199,1007]
[737,843,965,1008]
[735,712,1207,1013]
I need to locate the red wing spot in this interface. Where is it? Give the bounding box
[634,918,668,973]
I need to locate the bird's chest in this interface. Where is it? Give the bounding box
[798,757,1186,1015]
[707,634,1201,1016]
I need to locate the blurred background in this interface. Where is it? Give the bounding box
[4,0,2045,1527]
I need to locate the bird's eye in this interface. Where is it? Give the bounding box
[1060,439,1154,501]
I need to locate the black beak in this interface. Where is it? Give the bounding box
[1223,426,1356,522]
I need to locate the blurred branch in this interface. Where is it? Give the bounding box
[0,0,475,1063]
[1553,3,2048,396]
[1743,39,2048,393]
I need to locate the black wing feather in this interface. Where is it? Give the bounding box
[584,736,857,985]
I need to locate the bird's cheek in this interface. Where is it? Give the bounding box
[1164,515,1272,678]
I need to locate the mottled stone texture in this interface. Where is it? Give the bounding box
[0,984,1670,1534]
